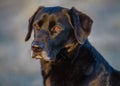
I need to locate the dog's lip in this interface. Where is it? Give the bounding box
[35,55,42,59]
[32,51,54,61]
[32,52,42,59]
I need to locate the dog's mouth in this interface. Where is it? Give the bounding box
[32,51,55,61]
[32,52,42,59]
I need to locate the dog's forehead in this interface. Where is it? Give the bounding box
[34,7,68,20]
[42,6,64,13]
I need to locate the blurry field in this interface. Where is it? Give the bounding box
[0,0,120,86]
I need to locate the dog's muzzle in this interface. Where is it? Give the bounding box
[32,41,44,52]
[31,41,44,59]
[31,41,53,61]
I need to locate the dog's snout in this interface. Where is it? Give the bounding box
[32,45,41,51]
[31,42,44,52]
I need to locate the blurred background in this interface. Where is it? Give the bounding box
[0,0,120,86]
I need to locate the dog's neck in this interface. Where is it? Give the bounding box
[54,39,114,74]
[81,40,114,72]
[74,40,113,71]
[41,39,114,73]
[40,39,114,86]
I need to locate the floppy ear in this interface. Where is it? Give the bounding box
[69,7,93,44]
[25,6,44,41]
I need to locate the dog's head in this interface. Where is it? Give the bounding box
[25,6,93,61]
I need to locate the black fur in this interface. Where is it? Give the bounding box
[25,6,120,86]
[40,40,120,86]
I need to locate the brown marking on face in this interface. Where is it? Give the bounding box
[33,13,49,30]
[49,14,58,22]
[40,14,49,30]
[65,42,79,52]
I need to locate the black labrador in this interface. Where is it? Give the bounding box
[25,6,120,86]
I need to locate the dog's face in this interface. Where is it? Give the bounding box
[25,6,93,61]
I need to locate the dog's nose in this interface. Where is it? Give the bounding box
[32,45,41,51]
[31,42,44,52]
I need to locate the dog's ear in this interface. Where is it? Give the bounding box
[25,6,44,41]
[69,7,93,44]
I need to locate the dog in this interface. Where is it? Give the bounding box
[25,6,120,86]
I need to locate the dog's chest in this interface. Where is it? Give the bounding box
[41,60,88,86]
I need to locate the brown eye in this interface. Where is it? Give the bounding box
[51,26,63,32]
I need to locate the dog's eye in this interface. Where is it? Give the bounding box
[51,26,63,33]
